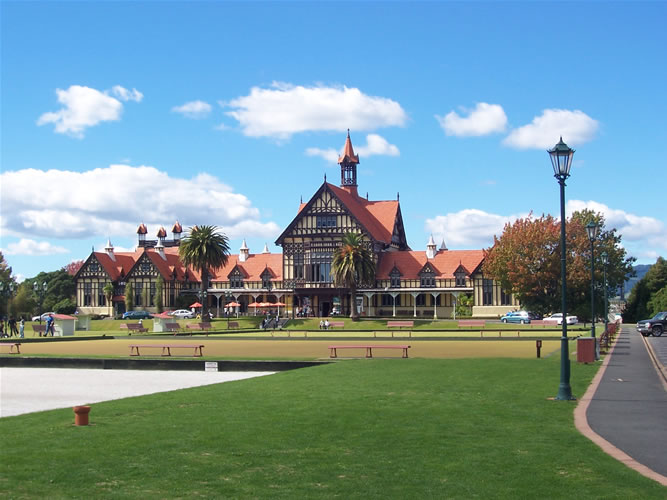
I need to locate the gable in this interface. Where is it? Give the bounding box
[76,254,110,279]
[126,252,160,279]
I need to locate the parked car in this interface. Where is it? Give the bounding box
[636,311,666,337]
[543,313,578,325]
[31,312,55,322]
[170,309,195,319]
[527,311,542,320]
[500,311,531,324]
[122,310,153,320]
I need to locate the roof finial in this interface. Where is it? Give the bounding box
[397,192,400,201]
[300,195,303,203]
[324,172,327,182]
[347,128,350,137]
[366,192,369,200]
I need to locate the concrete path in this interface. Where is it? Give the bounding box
[576,325,667,486]
[0,368,274,418]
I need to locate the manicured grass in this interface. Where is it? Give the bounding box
[1,358,663,498]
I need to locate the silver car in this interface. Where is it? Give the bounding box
[170,309,195,319]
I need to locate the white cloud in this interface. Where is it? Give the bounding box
[223,82,407,139]
[566,200,667,250]
[306,147,339,164]
[172,100,212,119]
[2,238,69,256]
[435,102,508,137]
[0,165,281,243]
[37,85,142,138]
[306,134,399,163]
[425,209,528,249]
[356,134,400,157]
[503,109,599,149]
[111,85,143,102]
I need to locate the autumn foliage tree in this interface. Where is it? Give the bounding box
[483,210,635,319]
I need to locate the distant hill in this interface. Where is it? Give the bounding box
[621,264,652,298]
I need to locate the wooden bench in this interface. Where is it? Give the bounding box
[326,321,345,329]
[387,320,414,329]
[228,321,239,329]
[129,344,204,357]
[0,343,21,354]
[120,323,148,333]
[165,322,182,334]
[457,320,486,328]
[328,345,411,358]
[186,322,214,336]
[31,324,46,336]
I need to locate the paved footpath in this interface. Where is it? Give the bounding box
[584,325,667,484]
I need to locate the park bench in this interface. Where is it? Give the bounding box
[186,322,214,335]
[387,320,413,329]
[228,321,239,329]
[31,324,46,336]
[457,320,486,328]
[0,342,21,354]
[165,322,182,334]
[129,344,205,357]
[120,323,148,333]
[327,321,345,329]
[328,344,411,358]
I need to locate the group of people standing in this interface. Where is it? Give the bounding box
[0,316,25,338]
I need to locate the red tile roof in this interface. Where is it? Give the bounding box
[376,250,485,279]
[338,130,359,164]
[211,253,283,281]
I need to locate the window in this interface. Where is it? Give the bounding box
[150,282,156,306]
[390,270,401,288]
[316,215,336,228]
[230,277,243,288]
[261,271,272,289]
[294,253,304,279]
[501,289,512,306]
[83,283,92,306]
[135,282,143,306]
[455,271,466,287]
[98,285,106,307]
[482,279,493,306]
[308,250,332,283]
[420,271,435,288]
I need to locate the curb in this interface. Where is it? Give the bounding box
[573,329,667,486]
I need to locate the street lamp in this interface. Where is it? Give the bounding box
[586,221,600,360]
[33,281,48,323]
[198,289,208,319]
[601,251,609,338]
[224,291,232,328]
[548,137,576,400]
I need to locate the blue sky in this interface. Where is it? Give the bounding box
[1,1,666,282]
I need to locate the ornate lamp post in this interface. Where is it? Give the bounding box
[586,221,600,360]
[225,291,232,327]
[601,251,609,336]
[198,289,208,319]
[548,137,576,400]
[33,281,48,323]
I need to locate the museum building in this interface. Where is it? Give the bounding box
[75,133,518,318]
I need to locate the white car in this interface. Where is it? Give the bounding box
[32,312,55,322]
[544,313,578,325]
[170,309,195,319]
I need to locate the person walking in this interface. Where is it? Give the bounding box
[19,317,25,338]
[8,316,18,337]
[45,314,55,336]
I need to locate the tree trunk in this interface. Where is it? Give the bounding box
[349,285,359,320]
[201,268,209,319]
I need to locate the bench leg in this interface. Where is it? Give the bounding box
[366,347,372,358]
[402,348,408,358]
[330,348,337,358]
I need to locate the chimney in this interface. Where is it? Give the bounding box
[155,240,166,260]
[105,238,116,262]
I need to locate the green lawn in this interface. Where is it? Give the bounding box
[1,357,663,498]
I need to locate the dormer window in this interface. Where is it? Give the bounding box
[261,269,272,289]
[390,268,401,288]
[455,271,466,287]
[420,271,435,288]
[229,268,244,289]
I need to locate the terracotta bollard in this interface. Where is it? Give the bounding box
[73,405,91,426]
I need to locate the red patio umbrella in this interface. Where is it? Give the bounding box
[248,302,261,315]
[225,302,241,307]
[189,302,203,308]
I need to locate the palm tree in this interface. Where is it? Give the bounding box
[331,233,375,320]
[179,225,230,319]
[103,282,114,318]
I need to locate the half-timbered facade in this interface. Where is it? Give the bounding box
[75,133,518,318]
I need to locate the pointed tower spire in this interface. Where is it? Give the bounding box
[439,238,448,251]
[338,130,359,197]
[262,243,270,254]
[239,239,249,262]
[426,234,437,259]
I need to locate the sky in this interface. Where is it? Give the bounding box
[1,1,666,282]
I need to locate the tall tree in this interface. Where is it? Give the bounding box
[63,260,84,276]
[125,282,134,312]
[331,233,375,320]
[624,257,667,321]
[178,225,230,319]
[483,210,635,318]
[155,276,164,313]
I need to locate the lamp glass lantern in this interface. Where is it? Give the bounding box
[548,137,575,178]
[586,221,600,242]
